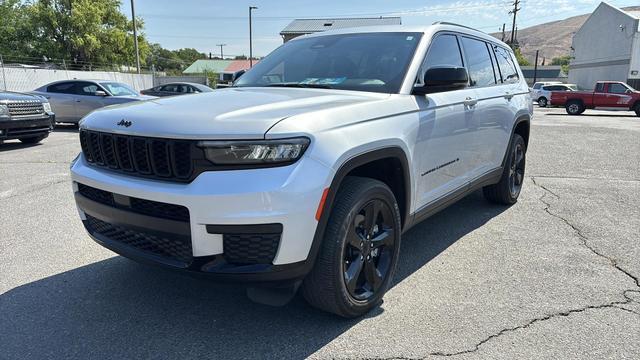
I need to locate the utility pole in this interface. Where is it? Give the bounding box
[0,54,6,91]
[216,44,227,59]
[501,23,506,42]
[509,0,520,47]
[533,50,539,84]
[249,6,258,67]
[130,0,141,73]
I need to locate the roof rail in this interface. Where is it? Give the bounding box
[432,21,485,33]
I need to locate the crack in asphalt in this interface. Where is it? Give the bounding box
[527,174,640,183]
[531,177,639,289]
[428,302,634,357]
[425,177,639,358]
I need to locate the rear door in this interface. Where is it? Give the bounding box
[458,38,514,176]
[159,84,180,96]
[413,33,478,209]
[44,82,77,122]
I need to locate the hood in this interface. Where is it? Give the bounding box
[1,91,45,102]
[80,87,387,139]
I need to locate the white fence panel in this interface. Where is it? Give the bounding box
[0,67,153,92]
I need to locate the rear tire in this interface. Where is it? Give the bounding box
[565,100,584,115]
[634,104,640,117]
[19,134,48,144]
[302,176,401,318]
[483,134,526,205]
[537,97,548,107]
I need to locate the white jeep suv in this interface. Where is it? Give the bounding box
[71,23,532,317]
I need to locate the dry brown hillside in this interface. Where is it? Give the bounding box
[491,6,640,63]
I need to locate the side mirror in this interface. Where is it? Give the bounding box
[94,90,108,97]
[413,66,469,95]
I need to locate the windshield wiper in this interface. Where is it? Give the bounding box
[265,82,333,89]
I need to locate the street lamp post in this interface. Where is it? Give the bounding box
[249,6,258,67]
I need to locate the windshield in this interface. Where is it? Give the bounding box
[100,82,138,96]
[235,32,422,93]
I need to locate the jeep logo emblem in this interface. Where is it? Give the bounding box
[117,119,132,127]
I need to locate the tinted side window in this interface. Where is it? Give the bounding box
[423,34,463,70]
[532,83,542,90]
[47,82,76,94]
[608,83,627,94]
[493,45,519,83]
[161,84,177,92]
[595,83,605,92]
[460,37,496,87]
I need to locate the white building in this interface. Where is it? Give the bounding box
[569,2,640,90]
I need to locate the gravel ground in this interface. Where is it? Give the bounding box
[1,107,638,359]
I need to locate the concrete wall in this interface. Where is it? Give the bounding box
[0,67,153,92]
[629,33,640,83]
[569,2,638,89]
[570,64,630,90]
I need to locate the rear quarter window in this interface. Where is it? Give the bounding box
[492,45,519,84]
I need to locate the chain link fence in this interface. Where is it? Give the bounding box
[0,54,155,92]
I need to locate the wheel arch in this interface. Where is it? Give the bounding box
[302,146,412,276]
[501,114,530,168]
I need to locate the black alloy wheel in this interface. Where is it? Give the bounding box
[342,199,395,301]
[508,141,525,198]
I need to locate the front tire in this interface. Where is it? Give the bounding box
[483,134,526,205]
[537,97,548,107]
[302,176,401,318]
[19,134,48,144]
[634,104,640,117]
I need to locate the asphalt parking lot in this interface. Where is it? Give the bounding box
[1,107,639,359]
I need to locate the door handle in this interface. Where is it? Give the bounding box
[504,92,514,100]
[464,97,478,107]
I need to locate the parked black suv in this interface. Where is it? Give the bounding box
[0,91,55,144]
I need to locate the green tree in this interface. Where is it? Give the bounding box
[26,0,150,69]
[145,45,206,75]
[513,48,530,66]
[551,55,572,74]
[0,0,32,59]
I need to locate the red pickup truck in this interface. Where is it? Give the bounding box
[550,81,640,116]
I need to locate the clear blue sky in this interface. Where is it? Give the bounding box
[121,0,638,58]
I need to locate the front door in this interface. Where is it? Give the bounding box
[413,33,476,210]
[601,83,633,108]
[73,81,109,120]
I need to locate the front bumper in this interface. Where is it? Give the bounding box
[71,154,333,282]
[0,114,55,140]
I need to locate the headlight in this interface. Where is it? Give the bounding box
[0,105,8,116]
[198,137,310,165]
[42,102,52,113]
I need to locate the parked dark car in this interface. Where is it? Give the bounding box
[140,82,213,97]
[0,91,55,145]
